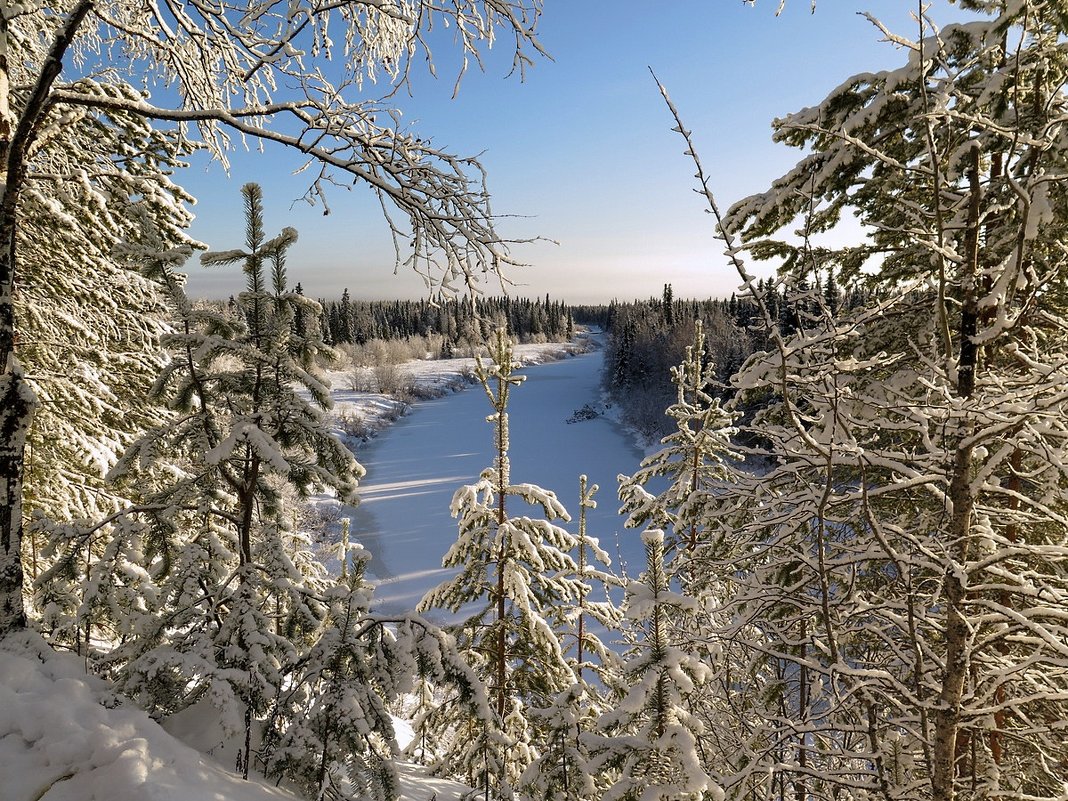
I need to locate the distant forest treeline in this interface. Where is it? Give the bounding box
[308,288,576,350]
[305,278,872,439]
[598,279,872,440]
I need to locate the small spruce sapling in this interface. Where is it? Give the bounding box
[520,475,622,801]
[617,320,737,573]
[585,529,719,801]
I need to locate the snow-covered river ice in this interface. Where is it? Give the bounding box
[345,344,650,616]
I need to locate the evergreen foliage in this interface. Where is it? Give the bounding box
[585,529,718,801]
[600,294,752,443]
[36,185,481,801]
[318,293,575,349]
[599,284,872,443]
[654,6,1068,800]
[418,329,595,798]
[519,475,622,801]
[617,320,739,560]
[15,103,198,650]
[263,546,489,801]
[19,111,194,526]
[98,182,362,776]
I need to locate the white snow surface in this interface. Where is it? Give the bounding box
[0,633,299,801]
[2,331,648,801]
[0,633,475,801]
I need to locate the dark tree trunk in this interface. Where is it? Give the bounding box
[0,212,32,637]
[932,145,983,801]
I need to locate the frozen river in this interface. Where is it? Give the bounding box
[345,343,650,616]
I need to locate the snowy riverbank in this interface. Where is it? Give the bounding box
[324,332,600,446]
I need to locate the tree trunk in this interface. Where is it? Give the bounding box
[0,26,30,636]
[0,213,33,637]
[495,409,507,720]
[931,145,982,801]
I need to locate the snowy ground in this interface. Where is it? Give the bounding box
[322,337,595,445]
[0,634,472,801]
[1,330,650,801]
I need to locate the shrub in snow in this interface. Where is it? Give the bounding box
[262,547,489,801]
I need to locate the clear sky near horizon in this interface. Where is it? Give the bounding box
[180,1,968,303]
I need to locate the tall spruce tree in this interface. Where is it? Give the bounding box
[13,102,197,649]
[85,183,363,775]
[418,329,588,798]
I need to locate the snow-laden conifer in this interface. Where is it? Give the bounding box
[417,329,589,798]
[262,544,491,801]
[2,74,197,643]
[654,6,1068,799]
[519,475,622,801]
[585,529,719,801]
[83,183,364,779]
[520,683,601,801]
[569,475,622,684]
[617,320,738,572]
[613,323,748,789]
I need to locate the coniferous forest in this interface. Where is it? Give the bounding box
[315,293,575,349]
[3,3,1068,801]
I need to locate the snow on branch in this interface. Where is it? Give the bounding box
[35,0,548,294]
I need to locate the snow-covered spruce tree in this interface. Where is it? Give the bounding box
[0,0,546,639]
[615,321,752,793]
[519,475,623,801]
[569,475,622,686]
[585,529,718,801]
[520,683,600,801]
[12,104,197,649]
[417,329,587,798]
[617,319,738,568]
[262,543,493,801]
[93,183,362,779]
[19,110,192,524]
[654,5,1068,800]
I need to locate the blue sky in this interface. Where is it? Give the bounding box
[181,1,966,303]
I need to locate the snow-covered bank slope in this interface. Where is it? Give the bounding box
[0,635,476,801]
[0,634,300,801]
